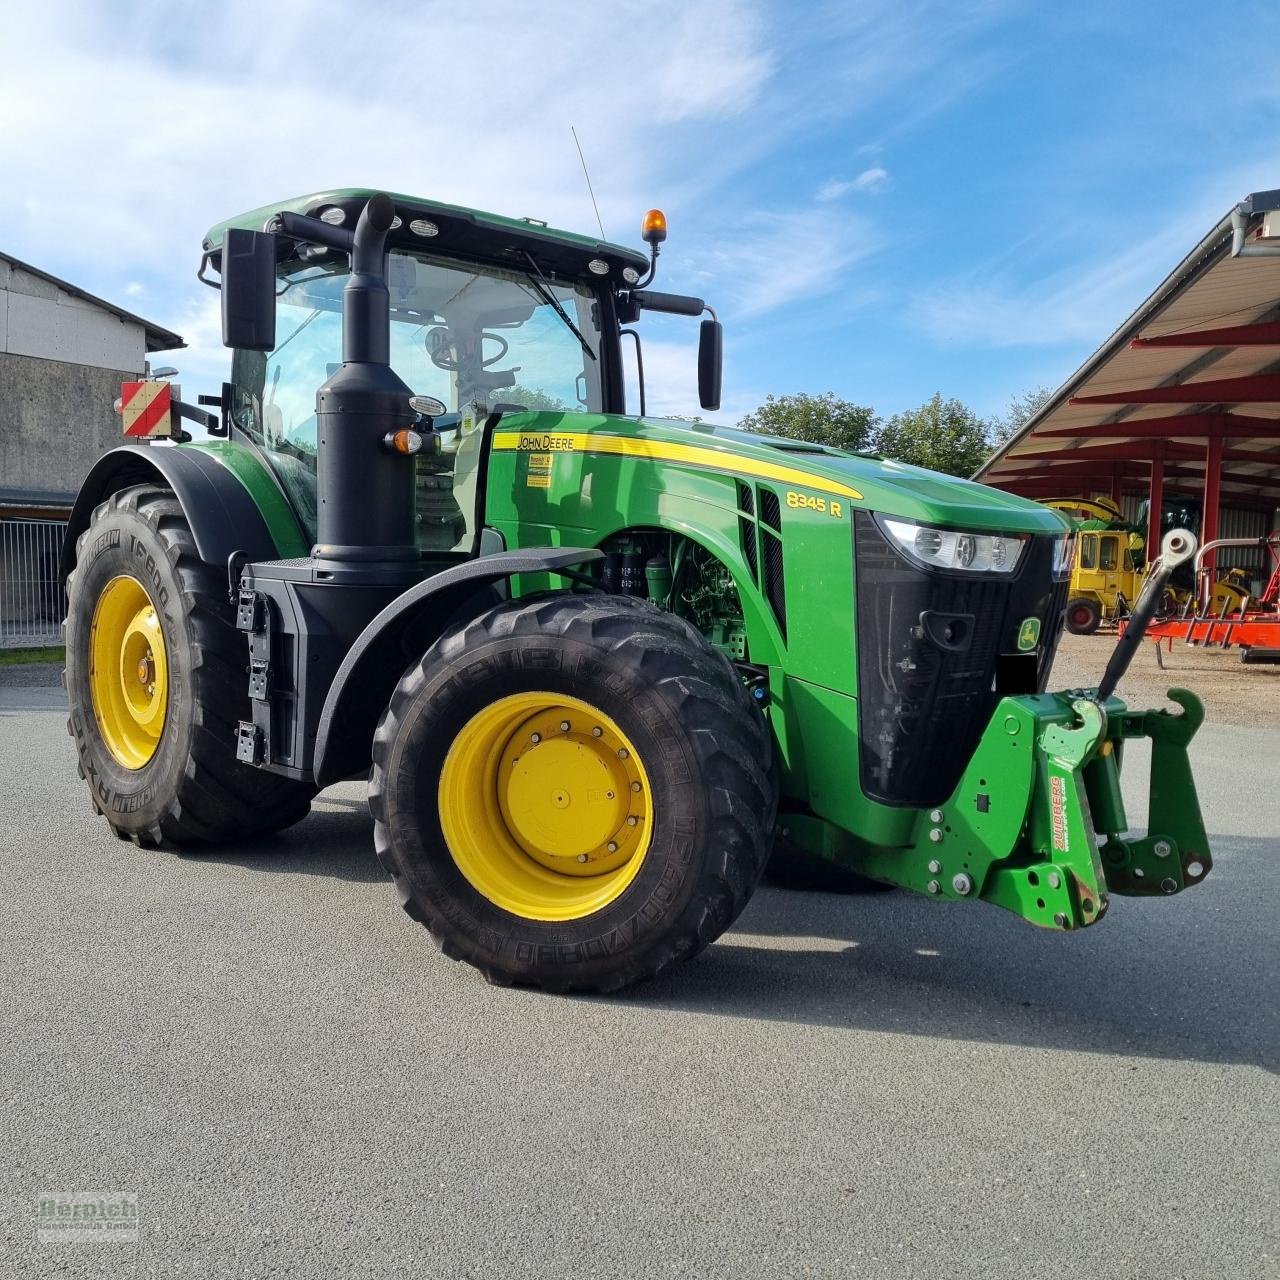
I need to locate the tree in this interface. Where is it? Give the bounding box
[989,385,1054,447]
[738,392,878,454]
[497,385,569,412]
[875,393,993,478]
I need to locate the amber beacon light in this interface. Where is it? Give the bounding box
[641,209,668,244]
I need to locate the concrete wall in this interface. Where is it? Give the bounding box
[0,350,139,502]
[0,257,151,507]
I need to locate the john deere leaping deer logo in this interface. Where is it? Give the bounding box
[1017,617,1041,651]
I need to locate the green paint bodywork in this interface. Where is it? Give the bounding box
[184,439,309,558]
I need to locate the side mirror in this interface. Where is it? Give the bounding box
[220,227,277,351]
[698,317,723,412]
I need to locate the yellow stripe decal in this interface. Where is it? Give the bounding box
[491,431,863,501]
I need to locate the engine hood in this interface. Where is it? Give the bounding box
[506,412,1071,536]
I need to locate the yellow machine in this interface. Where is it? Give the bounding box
[1044,500,1147,634]
[1207,568,1251,615]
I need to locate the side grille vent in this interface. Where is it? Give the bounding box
[740,518,758,582]
[761,528,786,638]
[737,482,754,516]
[759,487,782,532]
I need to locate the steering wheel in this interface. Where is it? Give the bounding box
[427,327,510,371]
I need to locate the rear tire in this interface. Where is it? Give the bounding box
[368,593,778,992]
[1065,597,1102,635]
[64,484,314,845]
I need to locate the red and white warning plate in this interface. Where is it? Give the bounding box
[120,380,174,438]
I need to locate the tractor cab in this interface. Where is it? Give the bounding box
[203,189,720,561]
[226,242,609,552]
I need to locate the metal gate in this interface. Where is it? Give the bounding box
[0,518,67,648]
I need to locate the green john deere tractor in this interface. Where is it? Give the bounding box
[61,189,1212,992]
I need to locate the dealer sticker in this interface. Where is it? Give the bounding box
[1049,774,1070,853]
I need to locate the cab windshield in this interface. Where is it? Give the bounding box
[230,248,606,549]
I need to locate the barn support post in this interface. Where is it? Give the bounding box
[1147,443,1165,562]
[1202,430,1223,580]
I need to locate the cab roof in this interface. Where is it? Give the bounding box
[202,188,650,283]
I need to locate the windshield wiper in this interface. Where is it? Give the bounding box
[520,251,596,363]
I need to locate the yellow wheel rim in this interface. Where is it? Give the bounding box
[438,692,654,922]
[88,575,168,770]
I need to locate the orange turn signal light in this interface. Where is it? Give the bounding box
[641,208,668,245]
[385,427,423,455]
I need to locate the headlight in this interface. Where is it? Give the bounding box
[1052,534,1074,579]
[876,515,1027,575]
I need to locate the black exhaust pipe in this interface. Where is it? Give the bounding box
[310,194,417,574]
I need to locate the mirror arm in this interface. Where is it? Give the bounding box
[271,211,355,256]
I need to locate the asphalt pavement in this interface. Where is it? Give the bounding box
[1,675,1275,1278]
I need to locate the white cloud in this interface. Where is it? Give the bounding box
[816,167,890,200]
[0,0,772,306]
[0,0,1013,399]
[692,208,880,319]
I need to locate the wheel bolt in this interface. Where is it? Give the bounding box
[576,854,588,864]
[607,841,618,853]
[531,732,541,744]
[592,727,603,738]
[617,748,628,760]
[631,781,642,793]
[560,721,571,732]
[627,816,638,827]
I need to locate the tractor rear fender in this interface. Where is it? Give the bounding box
[60,444,282,581]
[312,547,604,786]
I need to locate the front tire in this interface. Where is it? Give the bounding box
[64,484,314,845]
[369,593,778,992]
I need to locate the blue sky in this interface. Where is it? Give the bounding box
[3,0,1278,426]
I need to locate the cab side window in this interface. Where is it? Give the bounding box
[1099,535,1118,571]
[1079,534,1097,570]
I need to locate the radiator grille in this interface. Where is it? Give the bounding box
[853,511,1067,807]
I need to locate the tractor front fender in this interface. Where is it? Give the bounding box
[60,444,284,581]
[311,547,604,786]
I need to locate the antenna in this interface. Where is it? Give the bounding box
[571,125,606,241]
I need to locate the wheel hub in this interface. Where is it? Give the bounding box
[89,575,169,770]
[437,692,654,921]
[498,709,645,875]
